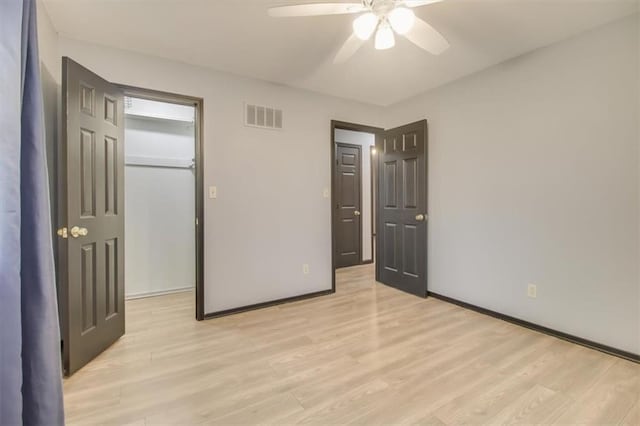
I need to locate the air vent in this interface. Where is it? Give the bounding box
[245,103,283,130]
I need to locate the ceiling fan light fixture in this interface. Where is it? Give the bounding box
[374,23,395,50]
[353,12,378,40]
[388,7,415,35]
[268,0,450,63]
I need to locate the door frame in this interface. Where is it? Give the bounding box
[370,145,377,256]
[361,144,376,266]
[330,120,383,291]
[119,85,206,321]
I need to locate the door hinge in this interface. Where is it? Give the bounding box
[56,227,68,239]
[195,218,199,226]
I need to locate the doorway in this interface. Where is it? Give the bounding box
[330,119,429,298]
[123,96,196,300]
[120,87,204,320]
[331,121,383,287]
[56,58,205,375]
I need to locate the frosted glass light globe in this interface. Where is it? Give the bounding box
[375,23,395,50]
[353,13,378,40]
[388,7,415,35]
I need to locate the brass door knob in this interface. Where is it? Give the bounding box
[70,226,88,238]
[415,214,427,222]
[354,210,361,216]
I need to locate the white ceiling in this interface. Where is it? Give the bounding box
[42,0,638,106]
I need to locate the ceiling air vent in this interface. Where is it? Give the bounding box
[245,103,283,130]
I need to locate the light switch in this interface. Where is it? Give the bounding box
[323,188,330,198]
[209,186,217,199]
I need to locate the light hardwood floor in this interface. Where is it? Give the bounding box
[64,264,640,425]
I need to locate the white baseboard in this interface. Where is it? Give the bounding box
[126,286,194,300]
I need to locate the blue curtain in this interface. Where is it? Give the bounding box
[0,0,65,424]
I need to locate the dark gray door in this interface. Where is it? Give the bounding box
[335,143,362,268]
[376,120,428,297]
[58,57,125,375]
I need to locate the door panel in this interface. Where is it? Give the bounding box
[383,223,398,271]
[340,172,357,207]
[59,57,125,375]
[403,158,418,209]
[402,224,418,277]
[80,243,97,332]
[105,238,119,318]
[376,121,428,297]
[383,161,397,208]
[79,129,95,217]
[104,136,118,216]
[336,143,362,268]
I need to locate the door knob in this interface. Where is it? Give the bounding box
[415,214,427,222]
[354,210,361,216]
[70,226,88,238]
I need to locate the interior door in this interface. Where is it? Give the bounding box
[58,57,125,375]
[335,143,362,268]
[376,120,428,297]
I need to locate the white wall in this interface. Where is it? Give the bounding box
[37,0,59,219]
[124,100,196,298]
[386,15,640,355]
[56,37,384,313]
[334,129,376,262]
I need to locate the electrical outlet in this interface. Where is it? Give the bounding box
[302,264,310,275]
[323,188,330,198]
[527,284,537,298]
[209,186,217,199]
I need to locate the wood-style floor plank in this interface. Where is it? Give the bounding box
[63,264,640,425]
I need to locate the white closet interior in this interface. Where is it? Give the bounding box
[124,97,196,299]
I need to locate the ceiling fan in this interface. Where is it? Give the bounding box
[268,0,449,63]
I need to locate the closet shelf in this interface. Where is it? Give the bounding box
[125,156,195,169]
[125,112,194,125]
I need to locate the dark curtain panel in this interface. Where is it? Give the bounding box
[0,0,65,424]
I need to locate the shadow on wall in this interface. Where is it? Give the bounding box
[40,65,59,262]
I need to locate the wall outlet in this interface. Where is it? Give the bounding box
[323,188,330,198]
[527,284,537,298]
[209,186,217,199]
[302,264,310,275]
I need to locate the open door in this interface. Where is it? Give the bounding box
[376,120,428,297]
[58,57,125,375]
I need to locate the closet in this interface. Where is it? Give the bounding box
[124,97,196,298]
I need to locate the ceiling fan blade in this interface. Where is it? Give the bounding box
[268,3,366,17]
[401,0,443,7]
[334,34,366,64]
[404,16,449,55]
